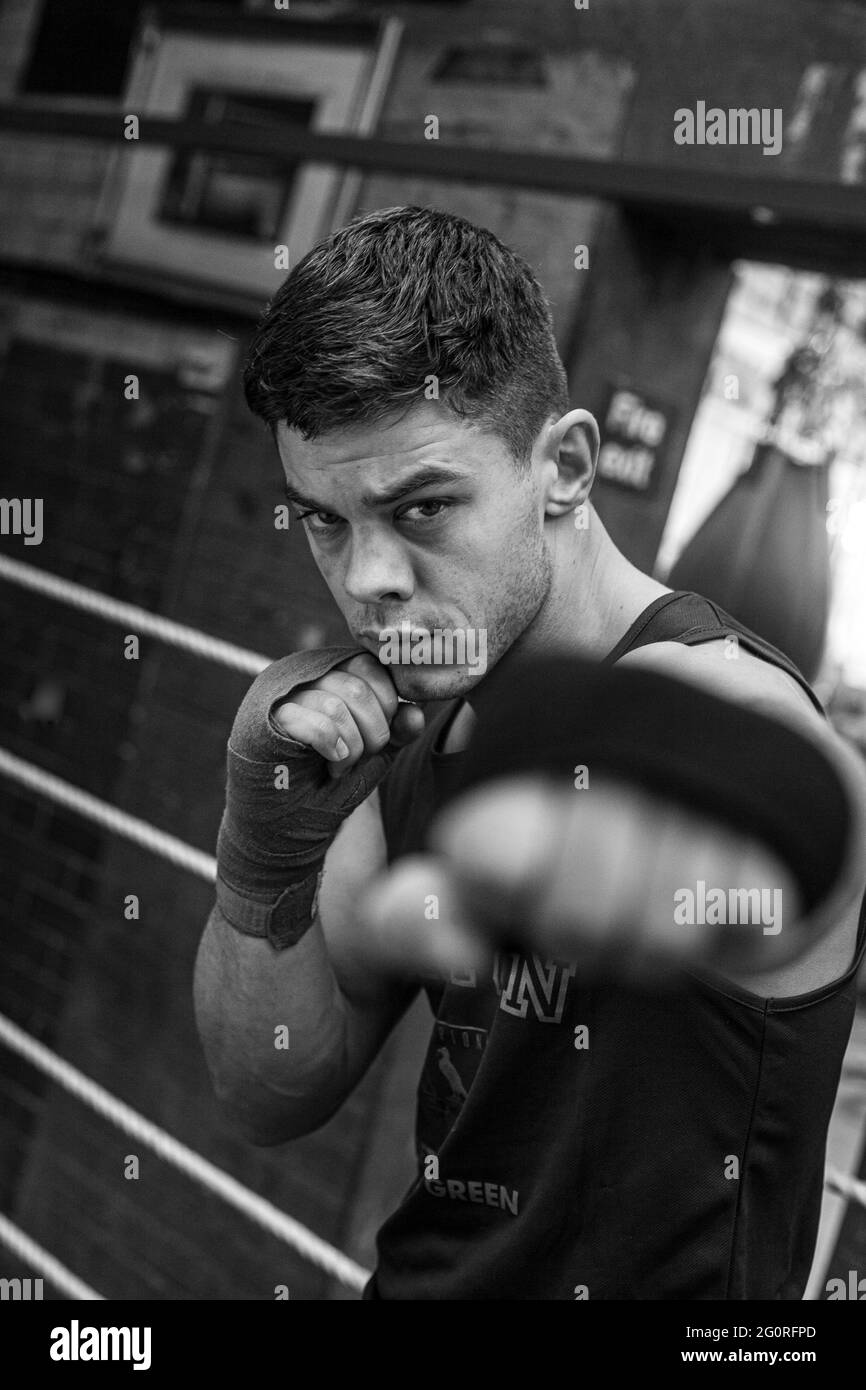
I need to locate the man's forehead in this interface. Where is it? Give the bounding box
[274,417,502,520]
[275,405,483,473]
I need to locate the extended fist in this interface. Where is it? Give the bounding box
[358,773,805,980]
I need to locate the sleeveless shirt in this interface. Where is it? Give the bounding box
[364,590,866,1300]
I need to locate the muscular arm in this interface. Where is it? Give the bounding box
[617,640,866,997]
[361,642,866,1003]
[193,787,418,1145]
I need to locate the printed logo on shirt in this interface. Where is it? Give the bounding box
[449,951,578,1025]
[421,1035,485,1119]
[418,1022,490,1145]
[435,1021,487,1053]
[498,953,577,1024]
[424,1176,520,1215]
[418,952,578,1149]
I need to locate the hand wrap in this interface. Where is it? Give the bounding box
[216,644,391,950]
[445,655,851,918]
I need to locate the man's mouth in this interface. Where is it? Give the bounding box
[355,623,489,675]
[358,624,434,645]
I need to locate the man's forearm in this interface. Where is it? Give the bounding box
[193,901,350,1144]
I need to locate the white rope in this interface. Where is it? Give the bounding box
[0,1011,370,1292]
[825,1166,866,1209]
[0,554,271,675]
[0,748,217,881]
[0,1211,104,1300]
[0,563,372,1291]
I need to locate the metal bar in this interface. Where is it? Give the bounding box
[1,104,865,233]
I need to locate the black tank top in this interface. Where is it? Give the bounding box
[366,591,866,1300]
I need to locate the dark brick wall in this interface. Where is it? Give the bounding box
[0,326,197,1240]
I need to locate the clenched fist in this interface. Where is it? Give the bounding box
[272,652,425,778]
[216,645,424,948]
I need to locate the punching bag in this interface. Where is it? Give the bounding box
[667,441,831,682]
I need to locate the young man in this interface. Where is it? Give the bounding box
[194,206,866,1299]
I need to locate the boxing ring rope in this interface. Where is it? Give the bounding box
[0,555,864,1302]
[0,1012,370,1294]
[0,555,270,676]
[824,1167,866,1210]
[0,747,218,882]
[0,556,371,1296]
[0,1211,104,1301]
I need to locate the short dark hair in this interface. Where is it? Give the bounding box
[243,205,569,466]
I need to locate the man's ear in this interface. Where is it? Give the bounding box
[543,409,600,517]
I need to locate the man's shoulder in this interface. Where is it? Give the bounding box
[616,637,821,735]
[616,638,866,999]
[614,631,866,835]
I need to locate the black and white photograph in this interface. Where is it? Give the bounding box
[1,0,866,1358]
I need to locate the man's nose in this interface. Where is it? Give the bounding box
[342,529,414,606]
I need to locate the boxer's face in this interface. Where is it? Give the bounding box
[276,400,554,700]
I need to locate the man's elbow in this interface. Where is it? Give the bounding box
[221,1103,311,1148]
[208,1066,348,1147]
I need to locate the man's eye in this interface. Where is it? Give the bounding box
[297,509,342,532]
[400,499,451,522]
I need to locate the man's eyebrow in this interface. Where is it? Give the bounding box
[282,481,326,510]
[282,465,469,513]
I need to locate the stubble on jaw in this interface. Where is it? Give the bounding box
[385,496,554,704]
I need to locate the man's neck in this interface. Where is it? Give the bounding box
[446,517,671,753]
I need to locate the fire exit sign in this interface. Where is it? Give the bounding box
[597,386,674,495]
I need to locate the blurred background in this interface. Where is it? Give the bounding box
[0,0,864,1299]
